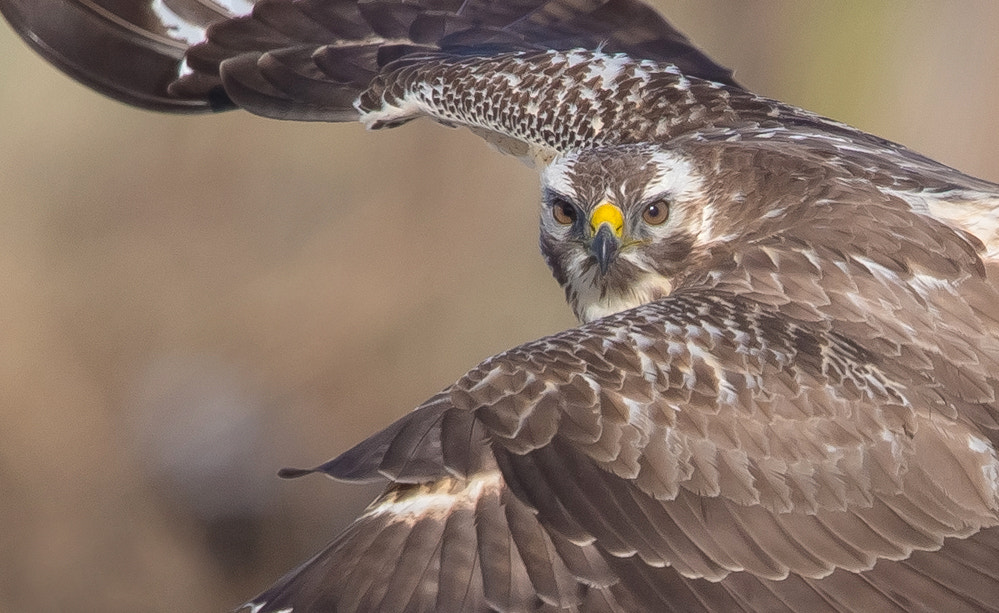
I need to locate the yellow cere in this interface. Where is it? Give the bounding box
[589,202,625,237]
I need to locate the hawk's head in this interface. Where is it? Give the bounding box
[540,144,721,323]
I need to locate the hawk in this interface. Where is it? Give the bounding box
[3,1,999,611]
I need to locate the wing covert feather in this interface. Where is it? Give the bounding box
[444,291,998,580]
[271,284,998,612]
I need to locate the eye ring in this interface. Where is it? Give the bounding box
[642,199,670,225]
[551,197,578,225]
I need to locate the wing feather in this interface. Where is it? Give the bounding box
[0,0,235,110]
[0,0,734,114]
[243,284,999,610]
[13,3,999,610]
[435,507,484,612]
[6,0,999,249]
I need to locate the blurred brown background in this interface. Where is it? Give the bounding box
[1,2,998,612]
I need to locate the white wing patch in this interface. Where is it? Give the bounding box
[150,0,209,45]
[242,604,290,613]
[967,434,999,501]
[925,193,999,259]
[216,0,256,14]
[363,472,504,523]
[150,0,256,46]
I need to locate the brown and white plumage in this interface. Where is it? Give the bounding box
[2,1,999,611]
[253,141,999,612]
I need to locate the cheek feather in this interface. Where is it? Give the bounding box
[576,271,675,322]
[562,251,676,322]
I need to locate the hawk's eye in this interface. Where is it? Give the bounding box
[551,198,578,225]
[642,200,670,225]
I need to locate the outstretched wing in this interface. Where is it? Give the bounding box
[6,1,998,244]
[244,283,999,612]
[0,0,233,111]
[0,0,735,114]
[247,187,999,612]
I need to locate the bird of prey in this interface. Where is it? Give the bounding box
[3,1,999,612]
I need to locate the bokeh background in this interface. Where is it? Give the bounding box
[2,2,999,611]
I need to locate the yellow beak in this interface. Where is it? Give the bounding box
[589,202,625,238]
[588,202,624,274]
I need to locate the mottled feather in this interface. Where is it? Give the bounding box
[3,1,999,612]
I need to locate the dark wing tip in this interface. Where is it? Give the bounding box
[276,466,314,479]
[0,0,223,112]
[281,394,484,487]
[3,0,740,118]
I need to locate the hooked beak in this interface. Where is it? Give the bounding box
[588,202,624,274]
